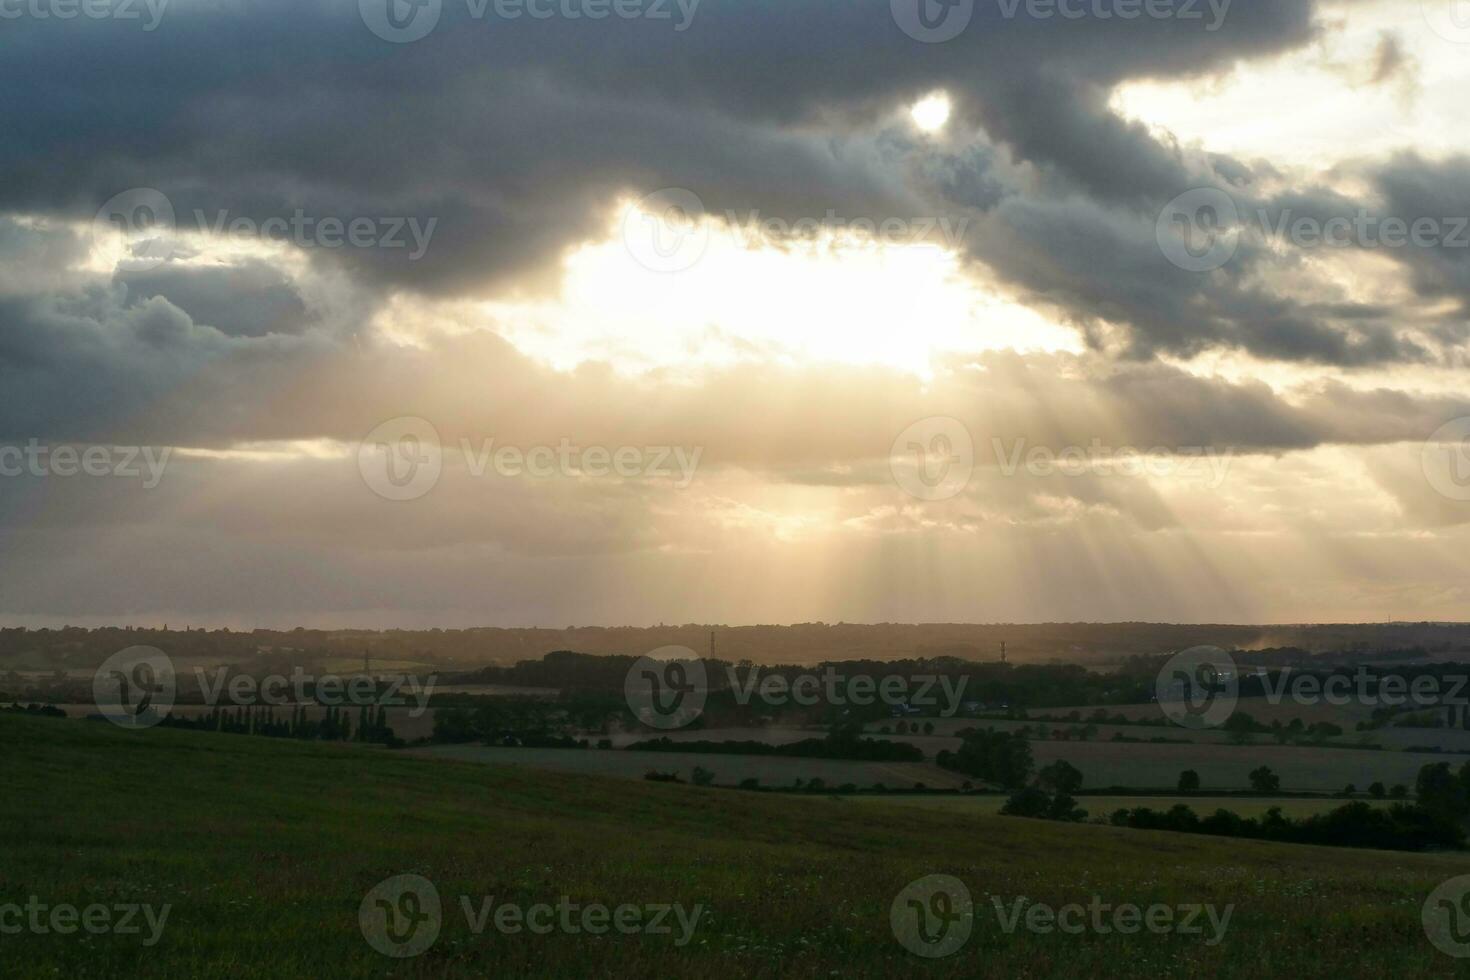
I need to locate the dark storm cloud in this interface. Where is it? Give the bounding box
[0,0,1456,423]
[0,0,1315,289]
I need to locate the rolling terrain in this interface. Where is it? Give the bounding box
[6,712,1469,977]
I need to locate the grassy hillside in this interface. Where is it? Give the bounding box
[4,713,1468,978]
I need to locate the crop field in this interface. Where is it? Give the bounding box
[412,743,968,789]
[1034,697,1381,728]
[8,712,1470,978]
[864,716,1241,745]
[407,727,1470,794]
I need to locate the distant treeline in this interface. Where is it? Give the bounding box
[625,733,923,763]
[1,702,66,718]
[452,649,1470,720]
[8,620,1469,670]
[1105,801,1463,852]
[156,704,402,746]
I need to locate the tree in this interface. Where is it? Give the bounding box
[691,766,715,787]
[1224,711,1258,745]
[1342,784,1357,797]
[1415,762,1468,821]
[942,729,1034,789]
[1037,760,1084,796]
[1368,782,1387,799]
[1390,784,1409,800]
[1178,769,1201,792]
[1249,766,1281,794]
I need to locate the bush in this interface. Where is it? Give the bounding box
[1000,787,1052,818]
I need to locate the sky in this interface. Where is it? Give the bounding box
[2,0,1470,628]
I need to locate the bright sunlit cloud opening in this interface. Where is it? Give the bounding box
[910,92,951,133]
[463,197,1082,379]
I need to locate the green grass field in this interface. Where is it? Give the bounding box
[5,712,1470,977]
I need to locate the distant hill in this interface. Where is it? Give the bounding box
[4,621,1470,671]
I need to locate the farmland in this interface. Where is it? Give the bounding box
[843,795,1392,819]
[412,743,968,790]
[7,711,1470,977]
[435,724,1468,794]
